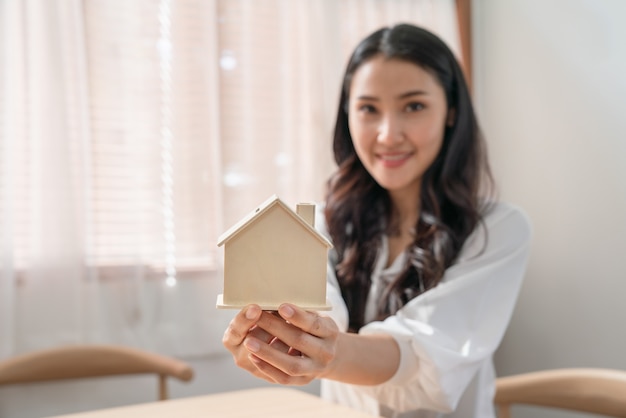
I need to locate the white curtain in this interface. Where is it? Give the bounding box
[0,0,460,359]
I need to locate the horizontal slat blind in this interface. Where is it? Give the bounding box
[83,0,217,273]
[1,0,460,279]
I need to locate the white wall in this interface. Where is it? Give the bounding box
[474,1,626,417]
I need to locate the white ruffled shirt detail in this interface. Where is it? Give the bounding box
[317,202,532,418]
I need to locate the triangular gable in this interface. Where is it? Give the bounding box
[217,195,332,249]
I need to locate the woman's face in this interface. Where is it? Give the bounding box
[347,56,450,202]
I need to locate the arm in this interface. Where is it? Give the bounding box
[348,203,532,412]
[221,209,361,386]
[235,303,401,386]
[330,331,400,385]
[224,203,400,386]
[223,202,531,412]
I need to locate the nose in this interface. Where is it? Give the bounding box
[376,114,404,145]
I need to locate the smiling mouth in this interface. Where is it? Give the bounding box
[377,152,412,167]
[380,154,409,161]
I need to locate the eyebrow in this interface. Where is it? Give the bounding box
[355,90,429,101]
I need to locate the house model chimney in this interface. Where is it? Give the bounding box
[216,195,331,311]
[296,203,315,227]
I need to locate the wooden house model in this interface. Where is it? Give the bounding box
[216,195,332,311]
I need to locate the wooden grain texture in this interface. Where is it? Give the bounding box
[495,368,626,417]
[0,345,193,400]
[46,387,381,418]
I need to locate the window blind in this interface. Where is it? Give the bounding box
[83,0,219,277]
[1,0,461,282]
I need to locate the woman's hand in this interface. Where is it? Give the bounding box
[224,303,400,386]
[221,305,279,379]
[240,303,340,385]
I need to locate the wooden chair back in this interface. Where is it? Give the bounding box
[0,344,193,400]
[495,368,626,418]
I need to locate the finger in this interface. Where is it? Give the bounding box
[244,337,312,384]
[268,337,301,356]
[287,347,302,357]
[249,354,311,385]
[230,329,275,378]
[255,310,296,336]
[248,325,275,345]
[278,304,335,338]
[254,308,321,355]
[268,337,291,353]
[222,304,262,349]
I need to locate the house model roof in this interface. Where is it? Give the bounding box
[217,194,332,249]
[216,194,333,310]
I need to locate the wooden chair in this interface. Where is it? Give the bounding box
[494,368,626,418]
[0,344,194,400]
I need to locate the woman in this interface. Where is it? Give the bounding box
[222,24,531,418]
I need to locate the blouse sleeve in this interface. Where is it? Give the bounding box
[314,204,350,331]
[354,203,531,412]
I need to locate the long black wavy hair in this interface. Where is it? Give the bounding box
[324,24,496,331]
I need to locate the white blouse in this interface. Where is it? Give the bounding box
[316,202,532,418]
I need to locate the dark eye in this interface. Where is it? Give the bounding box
[359,104,377,113]
[405,102,425,112]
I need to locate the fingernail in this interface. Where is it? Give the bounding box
[279,304,294,318]
[246,306,259,320]
[245,338,260,353]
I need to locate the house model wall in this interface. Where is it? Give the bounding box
[216,195,332,311]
